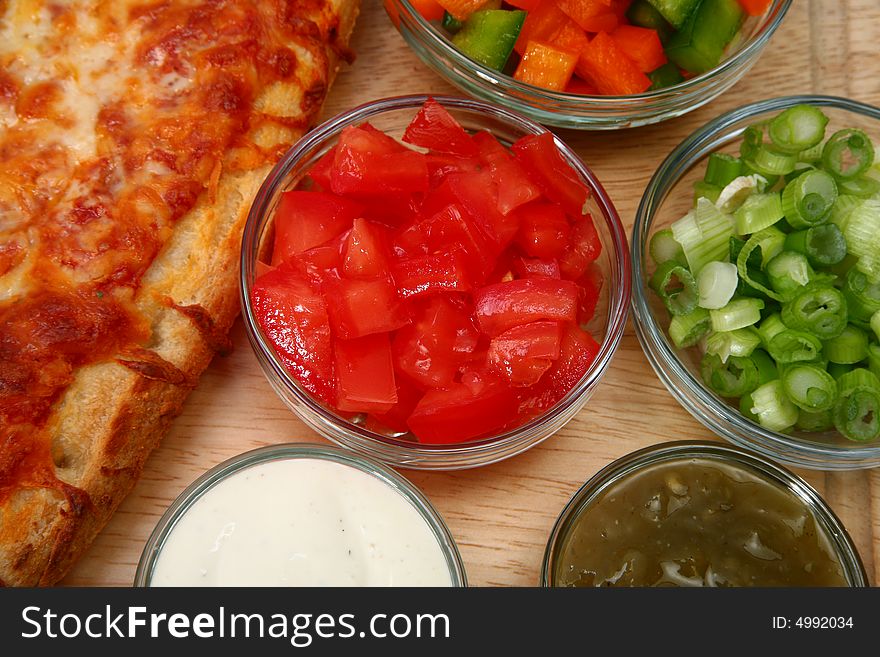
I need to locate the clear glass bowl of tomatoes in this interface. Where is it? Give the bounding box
[240,95,631,469]
[384,0,791,130]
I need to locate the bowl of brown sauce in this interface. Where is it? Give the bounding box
[542,442,867,587]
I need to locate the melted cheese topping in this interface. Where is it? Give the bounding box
[0,0,343,498]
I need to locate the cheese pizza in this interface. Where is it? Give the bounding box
[0,0,359,586]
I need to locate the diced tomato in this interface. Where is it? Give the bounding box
[484,249,516,285]
[335,333,398,413]
[391,219,429,258]
[515,201,571,259]
[511,132,590,217]
[513,256,562,279]
[472,131,541,215]
[290,239,343,288]
[737,0,773,16]
[357,193,422,228]
[446,171,518,249]
[518,323,601,416]
[514,41,579,92]
[331,125,429,196]
[577,30,652,95]
[611,24,667,73]
[488,321,562,387]
[342,218,391,280]
[559,214,602,280]
[392,249,474,299]
[506,0,540,9]
[392,297,479,389]
[407,378,518,443]
[420,203,496,280]
[308,146,337,190]
[426,153,482,187]
[251,265,335,404]
[577,263,604,323]
[473,278,579,336]
[367,380,424,434]
[557,0,619,32]
[403,97,478,157]
[323,276,410,339]
[271,191,362,264]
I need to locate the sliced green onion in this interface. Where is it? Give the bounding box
[843,268,880,324]
[750,380,799,431]
[856,254,880,285]
[768,329,823,364]
[701,353,760,398]
[693,181,721,205]
[696,260,738,310]
[715,174,767,213]
[768,105,829,154]
[781,285,848,340]
[740,124,765,161]
[781,363,838,412]
[733,192,784,235]
[822,128,875,180]
[650,260,698,316]
[781,169,838,229]
[766,250,813,300]
[705,327,761,363]
[649,228,686,266]
[838,176,880,199]
[842,199,880,260]
[668,307,712,349]
[757,312,787,349]
[868,343,880,379]
[751,349,779,384]
[710,298,765,332]
[750,145,797,176]
[823,324,869,364]
[829,194,861,232]
[828,361,855,381]
[872,310,880,342]
[784,223,847,268]
[798,143,824,164]
[704,152,743,187]
[796,408,834,432]
[784,163,816,185]
[671,199,734,275]
[833,368,880,441]
[740,392,759,423]
[736,227,787,301]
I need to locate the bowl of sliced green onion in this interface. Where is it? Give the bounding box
[633,95,880,470]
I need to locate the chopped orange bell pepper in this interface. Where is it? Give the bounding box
[437,0,500,21]
[506,0,541,10]
[410,0,447,20]
[737,0,773,16]
[576,30,651,95]
[515,2,588,55]
[514,41,579,91]
[611,24,667,72]
[556,0,620,33]
[565,77,599,95]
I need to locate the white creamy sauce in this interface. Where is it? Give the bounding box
[150,459,453,587]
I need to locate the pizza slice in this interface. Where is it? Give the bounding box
[0,0,360,586]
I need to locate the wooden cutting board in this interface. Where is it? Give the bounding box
[65,0,880,587]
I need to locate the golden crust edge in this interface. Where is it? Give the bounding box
[0,0,361,587]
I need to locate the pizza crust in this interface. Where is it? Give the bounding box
[0,0,360,587]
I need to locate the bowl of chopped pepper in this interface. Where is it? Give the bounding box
[633,95,880,470]
[240,95,631,470]
[384,0,791,130]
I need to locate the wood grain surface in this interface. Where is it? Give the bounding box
[64,0,880,587]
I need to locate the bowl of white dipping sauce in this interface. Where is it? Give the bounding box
[135,444,466,586]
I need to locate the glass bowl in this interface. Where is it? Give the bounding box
[240,95,630,470]
[135,443,467,586]
[632,95,880,470]
[384,0,791,130]
[541,441,869,587]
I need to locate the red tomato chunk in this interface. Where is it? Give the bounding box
[251,99,603,445]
